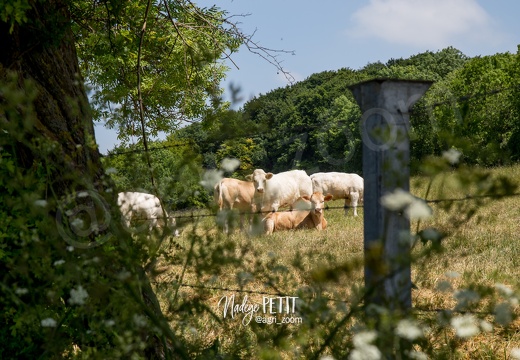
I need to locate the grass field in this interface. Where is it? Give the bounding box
[153,164,520,359]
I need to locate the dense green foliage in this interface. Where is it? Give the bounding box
[3,0,520,358]
[73,0,240,142]
[0,0,244,357]
[108,47,520,209]
[102,138,210,209]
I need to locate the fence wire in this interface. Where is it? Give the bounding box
[113,83,519,318]
[127,191,520,221]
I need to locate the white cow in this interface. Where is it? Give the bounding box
[310,172,364,216]
[117,192,178,235]
[246,169,313,212]
[213,178,256,232]
[263,192,333,235]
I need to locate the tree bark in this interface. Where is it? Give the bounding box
[0,0,102,189]
[0,1,178,358]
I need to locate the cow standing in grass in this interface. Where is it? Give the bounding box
[263,192,333,235]
[117,192,178,236]
[310,172,364,216]
[246,169,313,213]
[213,178,256,232]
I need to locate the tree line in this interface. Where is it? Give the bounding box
[104,46,520,209]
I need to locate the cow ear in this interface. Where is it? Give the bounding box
[302,195,310,201]
[324,195,333,201]
[265,173,274,179]
[245,175,253,181]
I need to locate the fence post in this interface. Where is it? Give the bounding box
[349,79,432,311]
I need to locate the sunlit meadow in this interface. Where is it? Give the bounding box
[153,164,520,358]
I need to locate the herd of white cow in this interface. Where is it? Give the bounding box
[117,170,364,236]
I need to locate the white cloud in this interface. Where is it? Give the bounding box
[347,0,502,49]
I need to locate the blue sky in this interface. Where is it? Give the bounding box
[94,0,520,153]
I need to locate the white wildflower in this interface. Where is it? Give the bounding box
[105,167,117,175]
[53,259,65,266]
[200,169,224,190]
[450,314,480,338]
[349,331,381,360]
[495,302,513,326]
[454,289,480,309]
[15,288,29,295]
[511,348,520,360]
[349,346,381,360]
[77,191,89,198]
[352,330,377,348]
[395,319,423,341]
[480,320,493,333]
[436,280,452,292]
[381,188,432,220]
[404,198,432,220]
[495,283,514,297]
[442,148,462,165]
[420,228,443,242]
[117,270,131,281]
[398,230,415,246]
[294,199,312,211]
[34,199,48,207]
[133,314,148,328]
[70,218,84,229]
[215,210,230,228]
[104,319,116,327]
[69,285,88,305]
[66,245,75,252]
[445,271,460,278]
[41,318,57,327]
[406,350,428,360]
[220,158,240,172]
[381,188,414,211]
[320,356,336,360]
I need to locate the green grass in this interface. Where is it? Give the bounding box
[154,164,520,358]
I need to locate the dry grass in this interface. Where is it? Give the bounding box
[153,164,520,358]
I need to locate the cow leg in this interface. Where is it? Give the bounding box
[264,217,275,235]
[239,212,245,231]
[350,192,359,216]
[344,198,350,216]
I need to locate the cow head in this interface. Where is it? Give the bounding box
[309,192,333,215]
[246,169,274,194]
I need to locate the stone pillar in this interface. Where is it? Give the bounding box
[349,79,432,311]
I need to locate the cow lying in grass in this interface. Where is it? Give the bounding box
[263,192,333,235]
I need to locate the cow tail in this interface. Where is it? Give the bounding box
[216,180,224,210]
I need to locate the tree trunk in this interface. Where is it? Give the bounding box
[0,1,178,358]
[0,0,101,188]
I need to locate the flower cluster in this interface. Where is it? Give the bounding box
[380,188,432,220]
[69,285,89,306]
[349,331,381,360]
